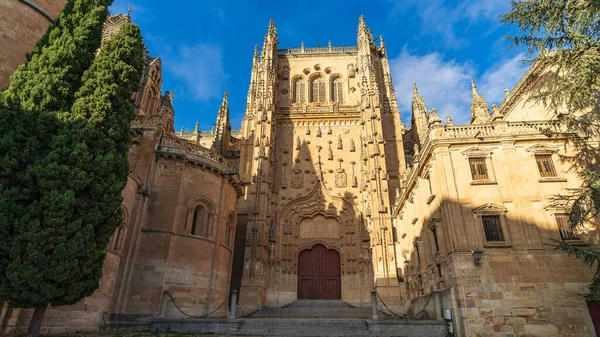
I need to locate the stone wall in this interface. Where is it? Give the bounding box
[0,0,68,88]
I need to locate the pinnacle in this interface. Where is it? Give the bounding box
[413,83,419,97]
[268,19,277,35]
[222,89,229,106]
[471,80,479,96]
[253,44,259,59]
[358,15,367,31]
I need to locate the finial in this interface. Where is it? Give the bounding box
[379,35,385,49]
[328,40,332,48]
[253,44,259,59]
[194,121,199,133]
[179,125,184,135]
[471,80,479,96]
[504,87,509,97]
[301,41,305,49]
[222,89,228,106]
[268,19,277,34]
[413,83,419,97]
[127,7,132,15]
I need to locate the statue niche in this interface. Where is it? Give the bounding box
[298,214,340,239]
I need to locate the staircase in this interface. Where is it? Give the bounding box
[150,300,447,337]
[247,299,371,319]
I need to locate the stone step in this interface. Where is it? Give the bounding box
[248,300,371,318]
[150,317,447,337]
[248,307,371,318]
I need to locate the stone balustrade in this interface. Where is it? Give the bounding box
[158,136,240,179]
[278,46,358,55]
[393,120,570,215]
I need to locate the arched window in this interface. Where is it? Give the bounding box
[191,204,210,237]
[311,77,326,103]
[111,207,128,252]
[332,78,343,103]
[147,87,160,114]
[293,79,305,103]
[225,214,235,247]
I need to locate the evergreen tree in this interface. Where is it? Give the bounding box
[501,0,600,300]
[0,0,144,335]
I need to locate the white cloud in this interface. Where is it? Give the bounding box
[387,0,510,47]
[162,44,228,102]
[390,48,474,124]
[479,53,528,105]
[390,50,528,125]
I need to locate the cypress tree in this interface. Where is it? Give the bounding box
[0,0,145,336]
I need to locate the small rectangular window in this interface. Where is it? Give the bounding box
[431,227,440,253]
[555,213,580,240]
[392,227,398,242]
[482,215,505,242]
[469,157,489,180]
[436,264,442,277]
[414,243,421,265]
[535,154,557,177]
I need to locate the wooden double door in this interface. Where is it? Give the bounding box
[297,244,341,300]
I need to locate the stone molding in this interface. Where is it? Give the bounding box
[19,0,55,22]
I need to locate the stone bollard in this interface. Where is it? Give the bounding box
[158,290,169,318]
[228,290,238,320]
[371,287,379,320]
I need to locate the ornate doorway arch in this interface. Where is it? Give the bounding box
[297,244,341,300]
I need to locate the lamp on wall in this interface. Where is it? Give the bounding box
[472,250,484,267]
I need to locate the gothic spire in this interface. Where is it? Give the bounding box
[470,80,490,124]
[213,89,231,154]
[411,83,429,144]
[357,15,373,47]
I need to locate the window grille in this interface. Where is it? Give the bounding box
[294,81,305,103]
[555,213,580,240]
[482,215,505,242]
[332,80,343,103]
[311,79,326,103]
[432,227,440,253]
[535,154,557,177]
[469,157,489,180]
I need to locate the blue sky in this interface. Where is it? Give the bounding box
[109,0,527,131]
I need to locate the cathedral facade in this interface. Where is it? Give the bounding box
[1,11,599,337]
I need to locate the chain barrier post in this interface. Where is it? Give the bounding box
[371,287,379,320]
[228,290,238,320]
[159,290,169,318]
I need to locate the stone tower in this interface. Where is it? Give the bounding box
[234,17,407,312]
[0,0,69,88]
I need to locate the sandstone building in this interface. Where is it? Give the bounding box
[1,10,599,337]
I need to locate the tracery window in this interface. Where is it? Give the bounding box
[311,77,326,103]
[191,204,210,237]
[294,80,305,103]
[331,79,343,103]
